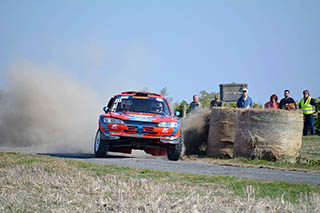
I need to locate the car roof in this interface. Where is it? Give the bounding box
[110,91,172,114]
[117,91,165,99]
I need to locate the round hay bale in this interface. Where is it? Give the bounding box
[206,107,239,158]
[233,109,303,162]
[182,108,211,155]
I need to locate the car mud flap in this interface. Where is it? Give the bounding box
[144,147,167,156]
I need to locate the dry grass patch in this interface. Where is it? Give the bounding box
[1,153,320,212]
[300,136,320,161]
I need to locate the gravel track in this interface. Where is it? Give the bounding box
[83,154,320,185]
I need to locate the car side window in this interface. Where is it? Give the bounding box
[106,97,115,112]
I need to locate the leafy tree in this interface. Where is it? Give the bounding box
[173,89,218,117]
[253,103,263,109]
[174,100,189,117]
[160,87,169,97]
[159,87,173,105]
[224,102,237,108]
[141,87,150,92]
[198,90,219,107]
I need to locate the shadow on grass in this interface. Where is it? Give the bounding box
[37,153,132,159]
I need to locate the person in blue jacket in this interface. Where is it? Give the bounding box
[237,88,253,108]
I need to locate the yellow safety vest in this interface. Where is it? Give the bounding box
[300,97,314,115]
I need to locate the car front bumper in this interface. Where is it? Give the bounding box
[100,131,181,146]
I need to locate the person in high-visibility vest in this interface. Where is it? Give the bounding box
[298,90,318,136]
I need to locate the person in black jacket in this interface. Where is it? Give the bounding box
[210,96,223,107]
[279,90,297,110]
[189,95,202,113]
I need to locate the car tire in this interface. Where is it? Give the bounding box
[167,137,183,161]
[94,129,109,158]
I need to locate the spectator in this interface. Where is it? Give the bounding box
[279,90,297,110]
[189,95,202,113]
[265,94,279,109]
[298,90,317,136]
[236,88,253,108]
[210,96,223,107]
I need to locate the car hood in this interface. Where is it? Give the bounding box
[105,112,178,123]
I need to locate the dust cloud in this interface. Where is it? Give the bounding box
[182,108,211,155]
[0,62,104,153]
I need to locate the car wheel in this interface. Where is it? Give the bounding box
[167,137,183,161]
[94,130,109,158]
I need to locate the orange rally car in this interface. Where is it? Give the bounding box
[94,91,182,161]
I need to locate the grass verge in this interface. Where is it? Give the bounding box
[186,136,320,173]
[0,152,320,212]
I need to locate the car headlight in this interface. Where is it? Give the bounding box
[158,122,178,128]
[103,117,124,124]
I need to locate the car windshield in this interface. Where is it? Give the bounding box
[111,96,171,115]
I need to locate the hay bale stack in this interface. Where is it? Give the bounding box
[183,108,211,155]
[206,107,239,158]
[233,109,303,162]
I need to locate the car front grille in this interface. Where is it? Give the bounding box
[123,125,158,136]
[144,127,154,132]
[123,120,158,127]
[144,127,157,136]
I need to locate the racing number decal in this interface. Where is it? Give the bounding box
[111,96,130,112]
[111,96,123,112]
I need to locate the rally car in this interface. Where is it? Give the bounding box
[94,91,182,161]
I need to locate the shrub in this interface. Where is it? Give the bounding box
[174,100,189,118]
[223,102,237,108]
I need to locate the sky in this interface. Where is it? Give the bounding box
[0,0,319,105]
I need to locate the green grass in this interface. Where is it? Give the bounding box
[1,152,319,204]
[234,157,320,170]
[186,136,320,172]
[302,136,320,142]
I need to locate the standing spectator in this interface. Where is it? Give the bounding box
[298,90,317,136]
[279,90,297,110]
[236,88,253,108]
[189,95,202,113]
[210,96,223,107]
[265,94,279,109]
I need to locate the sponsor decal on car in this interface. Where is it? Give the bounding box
[127,114,155,122]
[162,128,169,133]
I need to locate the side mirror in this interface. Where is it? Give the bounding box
[174,111,180,117]
[103,106,108,113]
